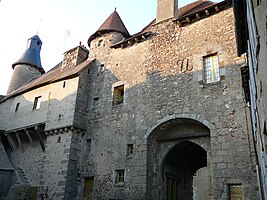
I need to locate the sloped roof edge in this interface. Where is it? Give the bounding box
[1,59,95,103]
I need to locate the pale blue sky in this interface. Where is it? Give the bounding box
[0,0,221,94]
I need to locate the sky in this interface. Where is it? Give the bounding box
[0,0,221,95]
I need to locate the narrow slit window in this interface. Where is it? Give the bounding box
[33,96,42,110]
[203,54,220,84]
[113,85,124,106]
[15,103,20,112]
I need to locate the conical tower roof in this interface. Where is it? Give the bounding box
[88,9,130,45]
[12,35,44,73]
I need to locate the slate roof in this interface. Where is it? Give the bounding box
[88,9,130,45]
[13,35,45,74]
[1,59,95,102]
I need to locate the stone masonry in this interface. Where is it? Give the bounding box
[0,1,262,199]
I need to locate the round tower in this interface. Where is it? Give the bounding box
[87,9,130,59]
[7,35,45,94]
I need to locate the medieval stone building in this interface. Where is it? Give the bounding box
[233,0,267,199]
[0,0,262,199]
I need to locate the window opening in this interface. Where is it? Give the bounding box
[229,184,243,200]
[48,92,51,100]
[97,39,103,47]
[127,144,134,156]
[203,54,220,84]
[115,170,125,184]
[113,85,124,106]
[92,97,100,111]
[86,139,92,157]
[15,103,20,112]
[99,64,105,72]
[33,96,42,110]
[63,81,66,88]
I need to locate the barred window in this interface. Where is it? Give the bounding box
[203,54,220,84]
[229,184,243,200]
[115,170,125,184]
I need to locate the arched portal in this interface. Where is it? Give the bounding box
[146,117,211,200]
[162,141,207,200]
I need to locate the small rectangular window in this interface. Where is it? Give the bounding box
[229,184,243,200]
[63,81,66,88]
[92,97,100,111]
[127,144,133,156]
[113,85,124,106]
[203,54,220,84]
[15,103,20,112]
[99,64,105,72]
[115,170,125,184]
[33,96,42,110]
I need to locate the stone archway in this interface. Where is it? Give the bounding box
[146,117,211,200]
[162,141,207,200]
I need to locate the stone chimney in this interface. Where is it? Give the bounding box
[61,44,89,70]
[156,0,178,23]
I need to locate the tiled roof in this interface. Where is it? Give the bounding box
[178,0,216,17]
[88,9,130,45]
[1,59,95,102]
[141,0,218,34]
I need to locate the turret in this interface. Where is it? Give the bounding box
[7,35,44,94]
[87,9,130,48]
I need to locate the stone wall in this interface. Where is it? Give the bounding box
[84,6,259,200]
[45,78,79,131]
[9,139,44,187]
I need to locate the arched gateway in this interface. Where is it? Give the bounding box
[146,117,212,200]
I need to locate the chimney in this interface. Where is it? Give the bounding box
[156,0,178,23]
[61,44,89,70]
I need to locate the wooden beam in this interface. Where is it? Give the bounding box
[177,20,182,27]
[186,17,191,23]
[15,132,24,152]
[35,125,46,152]
[6,135,15,151]
[24,129,34,145]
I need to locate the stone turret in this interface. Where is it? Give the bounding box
[7,35,45,94]
[156,0,178,23]
[88,9,130,48]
